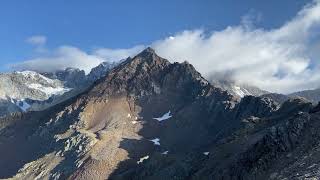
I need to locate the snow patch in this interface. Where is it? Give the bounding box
[153,111,172,122]
[17,71,55,84]
[203,152,210,156]
[131,121,138,124]
[27,83,71,96]
[9,97,15,104]
[232,86,251,98]
[137,155,149,164]
[15,99,31,112]
[150,138,160,145]
[162,151,169,155]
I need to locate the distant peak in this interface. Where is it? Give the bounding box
[143,47,156,53]
[136,47,157,58]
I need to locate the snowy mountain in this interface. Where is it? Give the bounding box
[0,71,69,100]
[0,61,117,117]
[0,71,72,116]
[211,79,269,98]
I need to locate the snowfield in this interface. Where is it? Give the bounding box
[150,138,160,145]
[153,111,172,121]
[137,155,149,164]
[27,83,71,96]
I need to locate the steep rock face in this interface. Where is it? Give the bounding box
[42,68,87,88]
[0,48,316,180]
[87,61,119,83]
[234,96,279,120]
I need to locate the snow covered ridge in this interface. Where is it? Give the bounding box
[232,85,251,98]
[0,70,68,100]
[17,70,72,97]
[16,71,55,84]
[0,70,74,115]
[27,83,71,96]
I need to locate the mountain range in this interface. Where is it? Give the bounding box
[0,61,118,117]
[0,48,320,179]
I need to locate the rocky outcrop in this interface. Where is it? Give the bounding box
[234,96,279,120]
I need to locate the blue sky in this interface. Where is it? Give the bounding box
[0,0,310,67]
[2,0,320,93]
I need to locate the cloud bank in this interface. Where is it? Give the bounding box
[13,39,144,74]
[11,46,103,74]
[151,0,320,93]
[11,0,320,93]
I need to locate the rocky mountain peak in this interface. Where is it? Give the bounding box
[128,47,167,66]
[137,47,156,57]
[89,48,212,99]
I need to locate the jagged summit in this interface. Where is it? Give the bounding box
[89,47,224,101]
[129,47,169,65]
[138,47,156,56]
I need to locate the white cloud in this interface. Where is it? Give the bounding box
[151,0,320,93]
[26,35,47,46]
[10,45,144,74]
[11,46,103,74]
[93,45,145,61]
[11,41,144,74]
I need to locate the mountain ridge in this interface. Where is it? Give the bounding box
[0,48,319,179]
